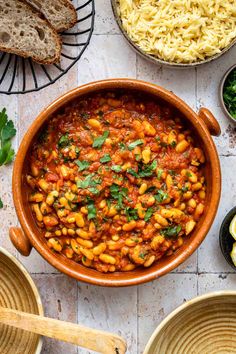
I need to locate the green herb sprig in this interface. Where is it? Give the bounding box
[0,108,16,209]
[0,108,16,166]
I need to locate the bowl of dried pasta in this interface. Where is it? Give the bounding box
[111,0,236,67]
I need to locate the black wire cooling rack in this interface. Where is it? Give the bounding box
[0,0,95,95]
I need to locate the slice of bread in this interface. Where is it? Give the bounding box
[25,0,78,32]
[0,0,62,64]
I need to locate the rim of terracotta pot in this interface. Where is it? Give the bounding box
[143,290,236,354]
[12,79,221,286]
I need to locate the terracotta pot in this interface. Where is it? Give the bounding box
[10,79,221,287]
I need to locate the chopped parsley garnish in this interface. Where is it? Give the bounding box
[92,130,109,148]
[155,190,169,203]
[75,147,80,156]
[144,208,154,221]
[77,174,101,189]
[118,142,127,150]
[161,225,182,238]
[0,198,3,209]
[186,171,192,177]
[87,200,97,220]
[127,160,157,179]
[100,154,111,163]
[139,252,146,260]
[126,168,139,178]
[128,139,143,151]
[111,165,122,173]
[157,169,163,180]
[170,141,177,147]
[107,199,111,210]
[135,154,141,161]
[88,187,100,195]
[125,207,138,221]
[58,134,70,148]
[75,160,90,171]
[110,184,129,209]
[181,185,189,193]
[138,160,157,177]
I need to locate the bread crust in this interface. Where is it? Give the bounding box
[0,0,62,65]
[25,0,78,32]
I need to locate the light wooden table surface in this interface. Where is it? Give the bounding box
[0,1,236,353]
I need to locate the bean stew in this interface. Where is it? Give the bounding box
[26,91,206,273]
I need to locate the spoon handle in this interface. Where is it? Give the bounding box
[0,306,126,354]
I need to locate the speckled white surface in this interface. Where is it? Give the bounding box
[0,1,236,353]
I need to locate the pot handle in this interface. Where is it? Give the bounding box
[198,108,221,137]
[9,227,32,257]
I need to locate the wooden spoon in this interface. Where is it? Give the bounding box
[0,306,127,354]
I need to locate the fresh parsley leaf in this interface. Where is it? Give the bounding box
[77,174,101,189]
[186,171,192,177]
[181,185,189,193]
[127,161,157,178]
[75,147,80,156]
[155,190,169,203]
[125,207,138,221]
[128,139,143,151]
[58,134,70,148]
[144,208,154,221]
[139,252,146,260]
[87,200,97,220]
[75,160,90,171]
[1,120,16,143]
[0,108,7,132]
[100,154,111,163]
[135,154,141,161]
[161,225,182,238]
[0,108,16,166]
[92,131,109,148]
[157,169,163,180]
[107,199,111,210]
[170,141,177,148]
[88,187,100,195]
[138,160,157,178]
[118,142,127,150]
[0,198,3,209]
[111,165,122,173]
[127,168,139,178]
[109,184,129,209]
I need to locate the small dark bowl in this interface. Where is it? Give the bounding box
[219,206,236,270]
